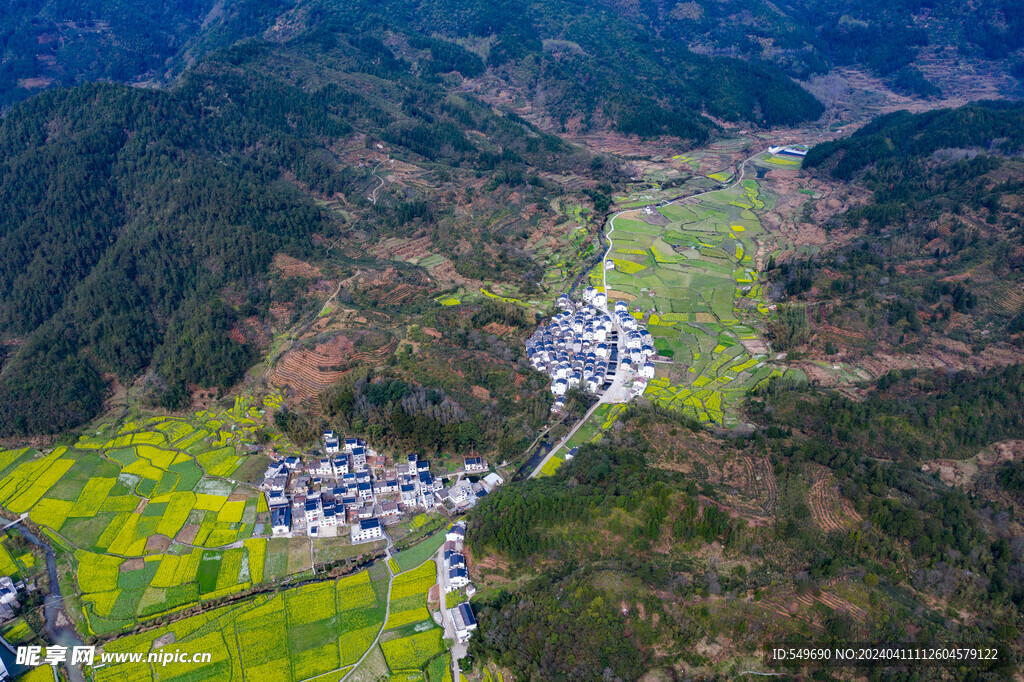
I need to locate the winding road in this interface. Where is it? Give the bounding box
[527,149,764,479]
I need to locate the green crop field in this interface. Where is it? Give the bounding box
[0,391,336,638]
[605,179,781,426]
[96,563,396,682]
[393,530,447,572]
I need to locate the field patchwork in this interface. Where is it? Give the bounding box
[98,565,393,682]
[605,170,784,426]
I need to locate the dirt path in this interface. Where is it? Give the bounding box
[368,161,386,204]
[340,531,396,681]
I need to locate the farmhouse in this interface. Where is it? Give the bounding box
[357,481,373,500]
[271,506,291,535]
[448,482,471,505]
[351,517,382,543]
[311,459,333,477]
[447,567,470,590]
[446,521,467,543]
[261,474,287,492]
[379,501,400,517]
[304,498,322,526]
[0,577,20,609]
[266,489,287,508]
[452,602,478,641]
[482,472,504,492]
[463,456,487,473]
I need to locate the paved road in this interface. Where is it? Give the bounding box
[434,544,468,680]
[527,150,765,479]
[528,396,609,478]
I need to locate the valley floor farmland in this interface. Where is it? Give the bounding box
[91,526,452,681]
[604,151,794,426]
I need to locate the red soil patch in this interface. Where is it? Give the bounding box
[175,524,199,544]
[481,322,516,337]
[376,283,420,305]
[145,535,172,554]
[808,465,862,533]
[272,253,322,279]
[269,334,398,402]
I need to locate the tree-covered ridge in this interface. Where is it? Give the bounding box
[600,0,1024,96]
[804,102,1024,180]
[764,102,1024,366]
[0,22,611,437]
[464,362,1024,677]
[3,0,827,133]
[755,366,1024,463]
[0,79,339,435]
[331,0,824,135]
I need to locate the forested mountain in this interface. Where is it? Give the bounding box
[5,0,1024,113]
[763,102,1024,367]
[0,79,333,434]
[0,0,836,438]
[0,17,619,437]
[466,384,1023,678]
[2,0,827,133]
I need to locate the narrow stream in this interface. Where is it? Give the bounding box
[10,523,86,682]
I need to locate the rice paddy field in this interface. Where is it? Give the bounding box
[95,562,392,682]
[0,393,317,637]
[605,157,788,427]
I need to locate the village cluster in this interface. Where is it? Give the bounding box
[526,286,656,407]
[260,434,503,544]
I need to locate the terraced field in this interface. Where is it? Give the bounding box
[607,155,789,426]
[1,393,315,636]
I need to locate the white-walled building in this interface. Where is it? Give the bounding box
[351,517,382,543]
[447,567,470,591]
[446,522,467,543]
[304,499,322,526]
